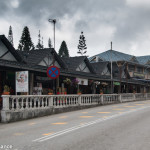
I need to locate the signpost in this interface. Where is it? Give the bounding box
[47,66,60,79]
[47,66,60,94]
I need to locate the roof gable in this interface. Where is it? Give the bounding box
[89,56,103,62]
[91,62,109,75]
[0,35,23,62]
[63,56,95,73]
[130,56,138,63]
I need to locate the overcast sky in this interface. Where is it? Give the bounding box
[0,0,150,57]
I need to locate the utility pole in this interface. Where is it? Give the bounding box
[48,19,57,94]
[111,41,113,94]
[48,19,56,50]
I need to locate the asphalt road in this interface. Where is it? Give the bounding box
[0,100,150,150]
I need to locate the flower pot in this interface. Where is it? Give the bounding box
[48,93,53,95]
[2,92,10,95]
[78,93,82,95]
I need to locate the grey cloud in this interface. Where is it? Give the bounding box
[0,0,150,56]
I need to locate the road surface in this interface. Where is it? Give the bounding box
[0,100,150,150]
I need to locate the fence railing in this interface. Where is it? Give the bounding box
[1,93,149,111]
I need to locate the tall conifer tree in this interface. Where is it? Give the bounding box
[8,26,14,46]
[77,31,87,56]
[48,38,52,48]
[36,30,43,49]
[58,41,69,57]
[18,26,34,51]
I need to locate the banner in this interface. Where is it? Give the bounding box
[133,72,145,79]
[77,78,88,85]
[16,71,28,92]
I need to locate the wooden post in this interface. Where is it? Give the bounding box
[29,73,34,95]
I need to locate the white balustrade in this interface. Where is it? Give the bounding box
[121,93,134,102]
[1,93,150,112]
[103,94,119,104]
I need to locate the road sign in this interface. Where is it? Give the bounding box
[47,66,60,79]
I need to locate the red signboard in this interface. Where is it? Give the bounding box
[47,66,60,79]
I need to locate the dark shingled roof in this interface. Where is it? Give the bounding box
[63,56,95,73]
[16,48,67,69]
[90,62,109,75]
[63,56,86,70]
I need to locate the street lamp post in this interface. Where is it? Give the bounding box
[48,19,56,94]
[110,41,113,94]
[48,19,56,50]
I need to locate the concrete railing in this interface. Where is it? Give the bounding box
[2,93,149,111]
[1,93,149,123]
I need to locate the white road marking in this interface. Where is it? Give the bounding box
[33,106,150,142]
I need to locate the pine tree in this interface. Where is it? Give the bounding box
[18,26,35,51]
[77,31,87,56]
[8,26,14,46]
[36,30,43,49]
[48,38,52,48]
[42,37,44,49]
[58,41,69,57]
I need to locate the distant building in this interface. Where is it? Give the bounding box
[89,50,150,93]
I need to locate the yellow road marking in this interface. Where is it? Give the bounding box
[135,104,144,105]
[102,116,110,118]
[51,122,67,125]
[118,112,124,114]
[14,133,24,136]
[59,116,68,119]
[80,116,94,118]
[43,132,54,136]
[97,112,111,114]
[80,122,86,125]
[113,109,124,111]
[124,106,135,108]
[29,123,36,125]
[81,112,88,114]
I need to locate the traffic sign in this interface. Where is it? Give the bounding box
[47,66,60,79]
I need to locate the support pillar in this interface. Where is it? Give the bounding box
[29,73,34,95]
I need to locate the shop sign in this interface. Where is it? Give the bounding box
[114,82,120,86]
[47,66,60,79]
[76,78,88,85]
[36,76,51,81]
[101,82,108,85]
[133,72,144,79]
[16,71,28,92]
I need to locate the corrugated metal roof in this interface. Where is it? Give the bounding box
[90,50,134,62]
[137,56,150,65]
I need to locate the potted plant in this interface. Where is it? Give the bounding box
[72,78,79,86]
[77,89,82,95]
[63,78,71,85]
[100,89,103,95]
[3,85,10,95]
[48,89,53,95]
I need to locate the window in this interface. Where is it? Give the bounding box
[128,65,135,72]
[137,67,143,73]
